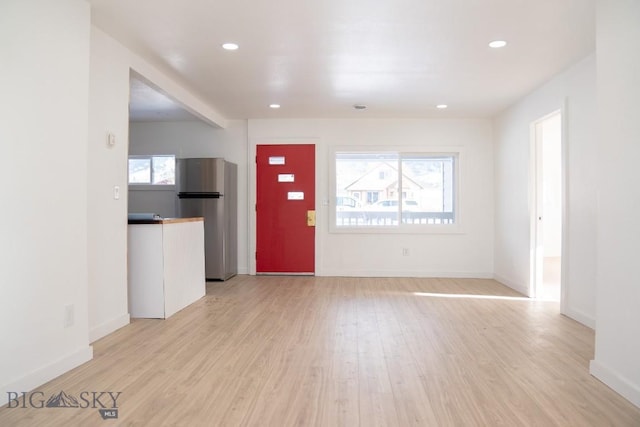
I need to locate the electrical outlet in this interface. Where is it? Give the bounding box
[402,248,409,256]
[64,304,74,328]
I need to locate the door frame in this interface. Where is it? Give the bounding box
[529,104,568,308]
[248,139,319,275]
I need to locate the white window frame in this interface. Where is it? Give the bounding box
[329,146,463,234]
[128,155,176,187]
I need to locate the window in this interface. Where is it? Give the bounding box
[128,155,176,185]
[334,151,457,229]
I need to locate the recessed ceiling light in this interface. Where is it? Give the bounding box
[222,43,239,51]
[353,104,367,110]
[489,40,507,48]
[269,104,281,109]
[436,104,448,109]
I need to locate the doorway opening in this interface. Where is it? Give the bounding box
[531,110,563,301]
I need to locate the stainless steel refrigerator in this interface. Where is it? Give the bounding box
[176,158,238,280]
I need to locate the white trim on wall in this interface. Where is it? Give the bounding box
[559,99,570,319]
[89,313,130,343]
[493,273,529,296]
[0,347,93,407]
[529,107,566,301]
[328,145,465,235]
[590,360,640,408]
[564,308,595,330]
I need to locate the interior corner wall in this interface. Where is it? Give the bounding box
[128,120,250,274]
[247,118,494,278]
[590,0,640,408]
[0,0,93,405]
[87,26,131,342]
[493,54,597,327]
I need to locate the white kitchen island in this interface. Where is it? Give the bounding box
[127,217,206,319]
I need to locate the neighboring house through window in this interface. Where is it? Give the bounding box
[334,150,457,230]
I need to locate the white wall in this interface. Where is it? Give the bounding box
[87,26,131,342]
[590,0,640,408]
[0,0,93,405]
[493,55,597,327]
[87,27,230,342]
[248,119,494,278]
[129,120,249,274]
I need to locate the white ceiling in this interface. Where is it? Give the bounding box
[90,0,595,120]
[129,77,200,122]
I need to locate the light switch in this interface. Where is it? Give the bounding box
[113,185,120,200]
[107,132,116,147]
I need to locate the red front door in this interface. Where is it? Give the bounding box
[256,144,315,274]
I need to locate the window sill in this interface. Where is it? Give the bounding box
[128,185,176,191]
[330,224,464,235]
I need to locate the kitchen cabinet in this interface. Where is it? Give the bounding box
[127,217,206,318]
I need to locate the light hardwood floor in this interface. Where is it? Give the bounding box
[2,276,639,426]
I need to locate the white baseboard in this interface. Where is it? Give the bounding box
[317,269,494,279]
[89,313,130,343]
[590,359,640,408]
[562,307,596,329]
[492,274,530,296]
[0,345,93,407]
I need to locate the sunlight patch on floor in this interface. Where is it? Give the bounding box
[412,292,558,302]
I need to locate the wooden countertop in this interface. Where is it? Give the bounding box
[128,217,204,225]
